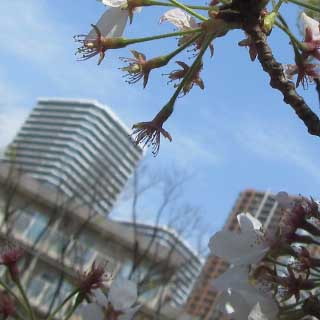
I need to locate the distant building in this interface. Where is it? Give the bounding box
[119,222,203,308]
[185,189,286,319]
[3,98,143,216]
[0,164,202,320]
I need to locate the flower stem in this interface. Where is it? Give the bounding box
[274,0,285,12]
[63,299,80,320]
[148,0,209,10]
[169,0,208,21]
[124,28,202,45]
[47,289,79,320]
[274,21,304,50]
[0,279,29,315]
[170,33,213,102]
[286,0,320,13]
[165,33,202,61]
[15,278,35,320]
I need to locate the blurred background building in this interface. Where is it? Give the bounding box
[185,189,286,319]
[2,98,142,216]
[0,98,202,319]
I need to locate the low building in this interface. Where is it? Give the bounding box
[0,164,202,319]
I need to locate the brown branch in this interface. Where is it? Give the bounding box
[315,78,320,106]
[245,23,320,136]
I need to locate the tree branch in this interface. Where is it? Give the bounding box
[245,23,320,136]
[315,77,320,107]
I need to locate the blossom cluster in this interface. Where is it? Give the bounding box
[209,192,320,320]
[74,0,320,155]
[0,243,201,320]
[284,12,320,88]
[0,245,141,320]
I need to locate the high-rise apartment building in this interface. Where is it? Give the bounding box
[185,189,286,319]
[3,98,143,216]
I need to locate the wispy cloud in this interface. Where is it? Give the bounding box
[162,131,222,168]
[234,116,320,182]
[207,106,320,184]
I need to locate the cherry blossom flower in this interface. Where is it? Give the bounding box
[132,119,172,156]
[300,13,320,61]
[100,0,142,23]
[74,7,128,65]
[300,12,320,40]
[0,292,16,319]
[275,266,315,302]
[160,9,214,56]
[209,213,270,266]
[79,277,140,320]
[248,303,272,320]
[120,50,168,87]
[86,7,128,39]
[132,105,173,156]
[77,262,108,299]
[284,63,320,88]
[0,246,24,281]
[159,8,198,30]
[165,61,204,95]
[213,265,278,320]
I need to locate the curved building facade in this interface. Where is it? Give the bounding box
[3,98,143,216]
[118,221,203,307]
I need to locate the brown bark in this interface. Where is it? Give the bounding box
[244,23,320,136]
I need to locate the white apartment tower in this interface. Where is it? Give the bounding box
[3,98,143,216]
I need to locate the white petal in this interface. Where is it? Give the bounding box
[93,289,109,307]
[245,293,278,320]
[216,290,252,320]
[101,0,127,7]
[86,7,128,40]
[118,305,141,320]
[237,213,262,231]
[133,6,142,13]
[77,303,104,320]
[249,303,270,320]
[209,230,269,265]
[109,277,137,310]
[300,12,320,39]
[212,266,251,292]
[159,8,197,30]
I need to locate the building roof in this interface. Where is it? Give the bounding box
[37,97,136,137]
[117,220,204,264]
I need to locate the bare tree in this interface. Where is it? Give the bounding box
[111,160,208,318]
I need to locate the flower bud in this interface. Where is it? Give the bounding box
[0,292,15,318]
[263,12,277,33]
[0,246,23,282]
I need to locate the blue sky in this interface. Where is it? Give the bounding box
[1,0,319,250]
